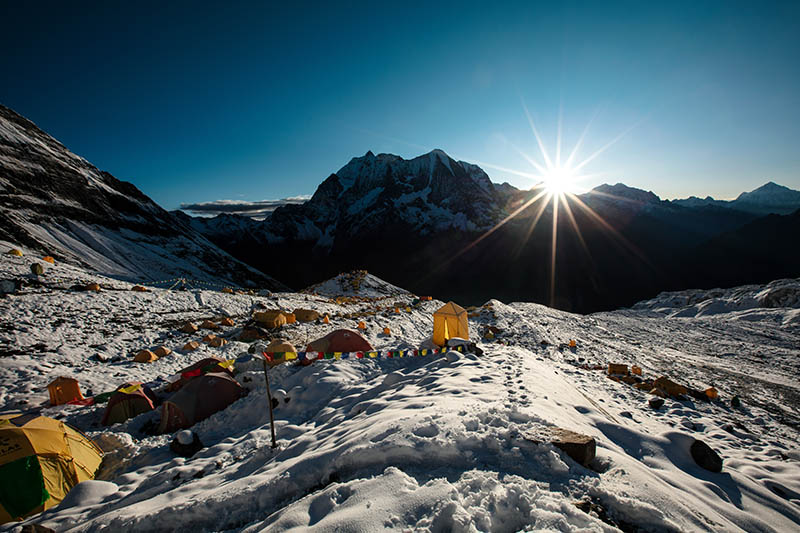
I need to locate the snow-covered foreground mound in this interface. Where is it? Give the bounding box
[303,270,410,299]
[1,257,799,532]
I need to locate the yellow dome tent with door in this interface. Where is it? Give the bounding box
[432,301,469,347]
[0,414,103,524]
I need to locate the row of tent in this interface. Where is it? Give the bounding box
[5,248,55,264]
[46,356,243,435]
[253,301,470,349]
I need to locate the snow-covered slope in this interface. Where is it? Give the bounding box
[633,278,800,318]
[303,270,410,298]
[0,104,286,290]
[1,257,798,532]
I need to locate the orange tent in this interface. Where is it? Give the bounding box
[47,377,83,406]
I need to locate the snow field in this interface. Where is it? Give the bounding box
[1,257,799,531]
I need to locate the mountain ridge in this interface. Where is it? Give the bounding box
[0,103,287,289]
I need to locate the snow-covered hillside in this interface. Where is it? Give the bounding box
[303,270,410,298]
[0,104,286,290]
[1,256,799,532]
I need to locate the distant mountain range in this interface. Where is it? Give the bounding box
[2,102,797,310]
[0,104,287,289]
[673,181,800,215]
[179,150,800,312]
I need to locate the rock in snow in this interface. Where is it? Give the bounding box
[691,439,724,473]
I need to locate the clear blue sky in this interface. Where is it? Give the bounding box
[2,1,799,210]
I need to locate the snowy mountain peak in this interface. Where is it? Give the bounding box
[253,149,503,256]
[588,183,662,204]
[735,181,800,205]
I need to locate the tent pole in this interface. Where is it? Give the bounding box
[262,358,277,448]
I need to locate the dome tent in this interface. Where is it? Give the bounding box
[101,382,157,426]
[167,357,234,392]
[305,329,374,353]
[0,414,103,524]
[158,373,243,433]
[47,376,83,406]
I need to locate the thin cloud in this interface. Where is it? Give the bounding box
[180,196,311,218]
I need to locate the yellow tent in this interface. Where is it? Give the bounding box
[432,301,469,347]
[254,310,287,329]
[293,309,320,322]
[6,249,23,257]
[0,414,103,524]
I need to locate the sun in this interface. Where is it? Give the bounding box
[542,166,579,195]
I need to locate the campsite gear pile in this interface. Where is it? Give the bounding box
[606,363,720,403]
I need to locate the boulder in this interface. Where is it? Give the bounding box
[691,439,723,472]
[0,279,20,294]
[180,322,198,333]
[170,431,203,457]
[687,387,711,402]
[549,428,596,466]
[653,376,688,398]
[648,397,665,409]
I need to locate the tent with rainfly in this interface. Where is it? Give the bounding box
[305,329,374,353]
[0,414,103,524]
[101,382,157,426]
[167,357,235,392]
[432,301,470,347]
[158,372,243,434]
